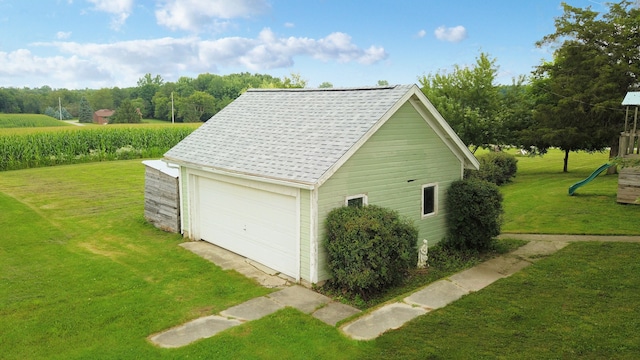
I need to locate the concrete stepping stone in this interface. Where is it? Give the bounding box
[449,264,505,292]
[476,256,533,276]
[312,302,361,326]
[341,303,427,340]
[511,240,569,261]
[404,279,468,310]
[268,285,330,314]
[149,315,242,348]
[220,296,284,321]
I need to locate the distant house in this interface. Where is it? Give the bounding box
[163,84,479,284]
[93,109,115,124]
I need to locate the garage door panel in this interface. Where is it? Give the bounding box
[196,176,297,277]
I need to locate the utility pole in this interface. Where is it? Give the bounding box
[171,91,175,123]
[58,97,62,120]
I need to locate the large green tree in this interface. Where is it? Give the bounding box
[111,99,140,124]
[176,91,216,122]
[78,96,93,123]
[531,0,640,172]
[152,93,171,121]
[134,73,163,118]
[498,76,536,149]
[419,53,501,152]
[0,88,20,113]
[88,88,114,110]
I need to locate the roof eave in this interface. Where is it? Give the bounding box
[409,87,480,170]
[314,86,413,187]
[162,156,317,190]
[314,85,479,187]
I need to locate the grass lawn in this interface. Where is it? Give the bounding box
[499,149,640,235]
[365,241,640,359]
[0,161,359,359]
[2,154,640,359]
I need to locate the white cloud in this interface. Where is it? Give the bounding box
[156,0,270,32]
[4,29,387,88]
[0,49,112,89]
[284,22,295,28]
[200,29,388,69]
[56,31,72,39]
[434,25,467,43]
[87,0,134,30]
[416,29,426,38]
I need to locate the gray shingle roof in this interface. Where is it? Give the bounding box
[164,84,418,184]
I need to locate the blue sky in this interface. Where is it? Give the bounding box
[0,0,610,89]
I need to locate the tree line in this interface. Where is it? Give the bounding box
[0,72,306,123]
[1,1,637,171]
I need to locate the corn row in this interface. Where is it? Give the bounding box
[0,127,194,171]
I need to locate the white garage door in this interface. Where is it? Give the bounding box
[195,176,298,278]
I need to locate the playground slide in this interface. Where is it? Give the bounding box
[568,163,612,196]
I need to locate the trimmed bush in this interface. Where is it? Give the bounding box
[324,205,418,298]
[443,179,503,251]
[465,151,518,185]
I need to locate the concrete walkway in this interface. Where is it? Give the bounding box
[340,239,569,340]
[149,284,361,348]
[149,235,640,347]
[150,242,362,348]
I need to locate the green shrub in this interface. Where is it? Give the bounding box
[443,179,503,251]
[324,205,418,298]
[465,151,518,185]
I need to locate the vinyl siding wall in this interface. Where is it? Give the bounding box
[315,102,462,281]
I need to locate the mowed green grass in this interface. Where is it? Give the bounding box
[0,113,71,128]
[365,241,640,359]
[0,161,366,359]
[499,149,640,234]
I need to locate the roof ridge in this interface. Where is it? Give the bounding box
[247,85,410,93]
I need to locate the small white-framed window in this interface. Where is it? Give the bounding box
[421,183,438,218]
[345,194,368,207]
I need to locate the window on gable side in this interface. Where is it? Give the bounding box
[346,194,367,207]
[422,184,437,217]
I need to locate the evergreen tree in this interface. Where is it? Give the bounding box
[78,96,94,123]
[44,106,58,118]
[60,107,73,120]
[112,99,140,124]
[532,1,640,171]
[44,106,73,120]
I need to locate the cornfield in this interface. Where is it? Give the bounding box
[0,127,195,171]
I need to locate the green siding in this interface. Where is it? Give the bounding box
[316,102,462,281]
[299,189,311,281]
